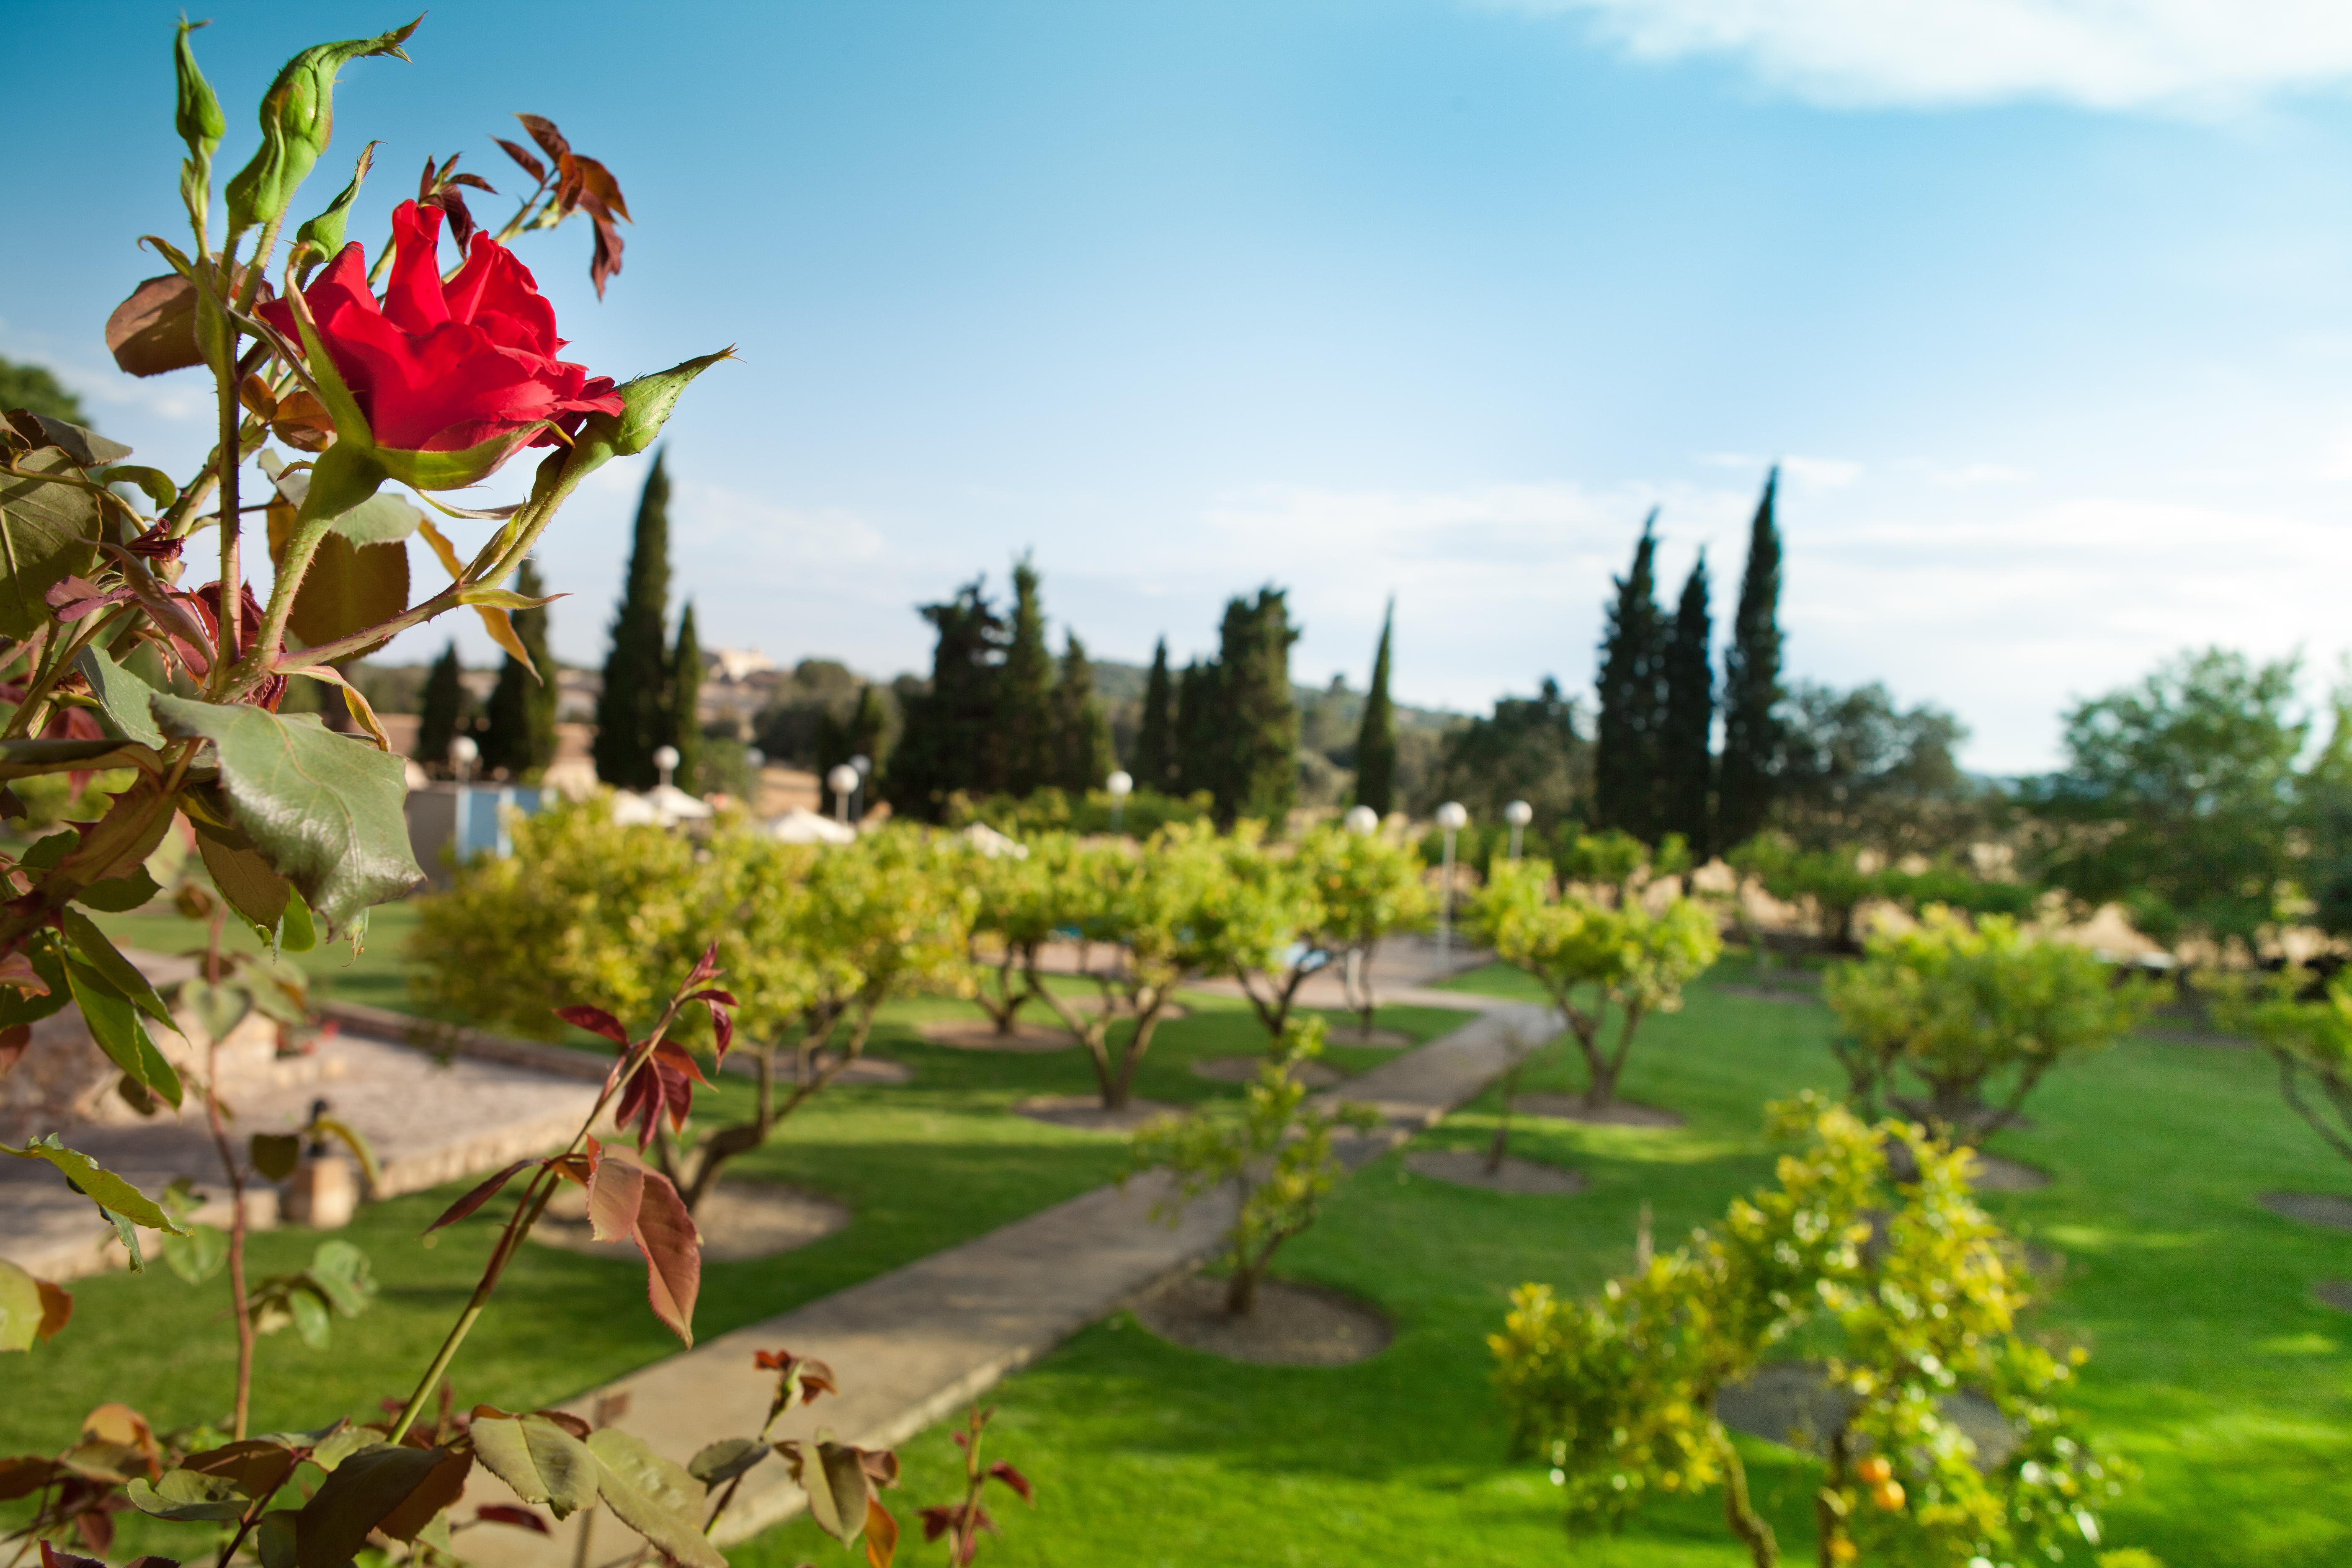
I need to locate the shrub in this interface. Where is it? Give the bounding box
[1824,911,2165,1144]
[1492,1096,2133,1568]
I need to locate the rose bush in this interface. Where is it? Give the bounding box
[260,199,622,473]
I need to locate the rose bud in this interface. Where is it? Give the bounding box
[224,19,418,236]
[260,199,624,515]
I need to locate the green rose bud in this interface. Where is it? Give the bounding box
[175,19,227,230]
[293,142,377,270]
[224,18,418,239]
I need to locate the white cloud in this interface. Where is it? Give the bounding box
[1496,0,2352,113]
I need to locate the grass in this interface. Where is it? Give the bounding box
[738,961,2352,1568]
[10,931,1460,1462]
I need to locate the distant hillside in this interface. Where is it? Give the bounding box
[1086,658,1464,735]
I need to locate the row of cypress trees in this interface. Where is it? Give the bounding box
[886,557,1117,819]
[1592,468,1784,856]
[411,556,558,779]
[593,452,707,791]
[1129,587,1302,826]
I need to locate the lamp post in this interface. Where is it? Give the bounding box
[449,734,478,785]
[1341,802,1381,1024]
[1434,801,1467,972]
[1504,799,1532,861]
[827,763,860,827]
[653,744,680,792]
[1343,803,1378,835]
[849,753,872,820]
[1105,769,1133,833]
[744,747,765,813]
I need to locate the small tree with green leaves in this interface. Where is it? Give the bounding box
[1825,911,2166,1144]
[1129,1016,1379,1315]
[1491,1096,2131,1568]
[1027,823,1231,1109]
[1295,820,1431,1039]
[1196,822,1329,1047]
[962,834,1061,1036]
[2212,967,2352,1169]
[1470,859,1722,1111]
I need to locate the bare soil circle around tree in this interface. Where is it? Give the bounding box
[919,1019,1075,1052]
[529,1179,848,1263]
[1190,1055,1346,1088]
[1403,1148,1586,1195]
[2313,1281,2352,1313]
[1717,1361,2017,1469]
[1515,1093,1687,1130]
[1132,1273,1392,1366]
[1011,1094,1181,1134]
[2261,1192,2352,1231]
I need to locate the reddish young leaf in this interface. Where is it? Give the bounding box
[494,138,547,184]
[652,1039,709,1086]
[516,113,572,165]
[862,1497,897,1568]
[421,1158,534,1237]
[563,155,632,223]
[474,1504,550,1534]
[33,1279,69,1340]
[536,1410,593,1441]
[918,1506,956,1544]
[687,942,721,986]
[584,1147,644,1244]
[40,1542,104,1568]
[0,1456,63,1501]
[631,1168,701,1345]
[986,1461,1033,1504]
[449,173,497,194]
[555,1005,629,1047]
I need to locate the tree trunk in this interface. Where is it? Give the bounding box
[1715,1426,1779,1568]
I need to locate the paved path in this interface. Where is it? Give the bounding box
[463,1000,1556,1567]
[0,1013,602,1283]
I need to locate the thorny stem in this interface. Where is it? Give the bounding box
[386,983,700,1444]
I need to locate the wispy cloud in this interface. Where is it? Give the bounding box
[1492,0,2352,114]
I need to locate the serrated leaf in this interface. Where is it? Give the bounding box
[286,1287,330,1349]
[0,448,103,640]
[686,1436,767,1485]
[0,1134,184,1234]
[193,819,298,935]
[779,1438,871,1550]
[185,979,255,1047]
[60,959,181,1109]
[75,644,167,749]
[288,534,409,654]
[163,1222,227,1285]
[126,1467,248,1521]
[257,1511,298,1568]
[294,1444,444,1568]
[469,1415,597,1521]
[0,738,160,782]
[304,1240,374,1317]
[149,696,422,931]
[59,908,174,1024]
[585,1429,720,1568]
[77,867,162,913]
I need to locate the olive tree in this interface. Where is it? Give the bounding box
[1470,859,1721,1111]
[1492,1097,2129,1568]
[1026,823,1230,1109]
[1824,911,2164,1145]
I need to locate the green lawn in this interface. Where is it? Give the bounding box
[740,963,2352,1568]
[10,953,1459,1462]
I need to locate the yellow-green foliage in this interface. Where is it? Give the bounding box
[2212,965,2352,1164]
[411,796,976,1050]
[1826,910,2166,1139]
[1128,1016,1380,1313]
[1291,820,1431,954]
[1491,1096,2130,1567]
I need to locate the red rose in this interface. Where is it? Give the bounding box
[262,200,621,477]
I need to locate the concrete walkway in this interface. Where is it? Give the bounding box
[463,998,1555,1567]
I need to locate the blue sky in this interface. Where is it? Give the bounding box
[9,1,2352,770]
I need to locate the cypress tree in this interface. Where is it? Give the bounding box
[1217,588,1300,828]
[1355,598,1398,816]
[1135,637,1175,793]
[1051,632,1116,793]
[999,555,1055,797]
[1594,510,1665,840]
[666,601,703,793]
[884,579,1008,820]
[1173,658,1221,800]
[480,557,558,779]
[1660,553,1714,854]
[593,452,672,790]
[1718,468,1784,849]
[415,642,464,773]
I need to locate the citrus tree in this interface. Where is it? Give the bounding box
[961,833,1061,1037]
[1824,911,2165,1143]
[1470,859,1721,1111]
[1194,823,1328,1047]
[2213,966,2352,1167]
[1294,820,1431,1039]
[1128,1017,1378,1315]
[1492,1096,2131,1568]
[1026,824,1230,1110]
